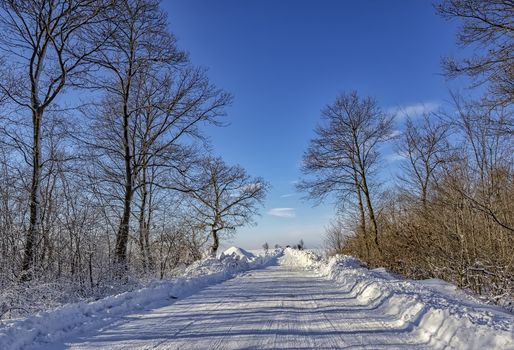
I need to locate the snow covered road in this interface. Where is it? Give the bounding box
[7,248,510,349]
[43,265,448,349]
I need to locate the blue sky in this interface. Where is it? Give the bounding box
[163,0,461,249]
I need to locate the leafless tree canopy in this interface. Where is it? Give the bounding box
[313,99,514,309]
[436,0,514,107]
[180,157,268,255]
[396,114,453,207]
[312,2,514,309]
[0,0,114,280]
[0,0,265,316]
[0,0,512,320]
[299,91,394,261]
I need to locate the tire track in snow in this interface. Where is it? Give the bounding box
[33,265,475,349]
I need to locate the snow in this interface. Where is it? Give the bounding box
[1,247,513,349]
[277,248,322,268]
[284,248,514,349]
[220,246,256,261]
[0,250,282,350]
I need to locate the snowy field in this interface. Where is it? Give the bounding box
[1,248,513,349]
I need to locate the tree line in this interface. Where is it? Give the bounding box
[299,0,513,308]
[0,0,268,298]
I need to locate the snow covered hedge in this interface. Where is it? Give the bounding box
[281,248,514,350]
[0,248,282,350]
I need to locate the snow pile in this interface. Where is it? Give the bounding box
[282,248,514,350]
[0,249,282,350]
[220,246,256,261]
[278,248,322,268]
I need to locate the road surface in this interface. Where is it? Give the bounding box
[43,265,439,349]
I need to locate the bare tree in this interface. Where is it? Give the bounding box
[298,91,394,258]
[436,0,514,107]
[324,218,346,255]
[0,0,236,316]
[262,242,269,255]
[335,95,514,306]
[183,157,268,255]
[0,0,111,279]
[397,114,452,208]
[131,67,230,271]
[83,0,230,271]
[85,0,185,271]
[445,95,514,233]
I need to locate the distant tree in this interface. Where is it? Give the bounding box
[298,91,394,258]
[298,239,305,250]
[324,219,346,255]
[262,242,269,255]
[274,244,280,249]
[436,0,514,107]
[184,157,269,255]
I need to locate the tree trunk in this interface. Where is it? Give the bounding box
[115,184,132,268]
[361,174,381,254]
[21,108,42,280]
[114,109,133,272]
[356,184,370,260]
[138,166,148,272]
[351,158,370,260]
[210,229,219,256]
[145,186,154,271]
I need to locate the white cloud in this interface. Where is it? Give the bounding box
[280,193,295,198]
[241,183,262,192]
[389,129,401,138]
[268,208,296,218]
[389,102,439,120]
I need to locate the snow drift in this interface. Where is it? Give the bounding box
[0,249,282,350]
[280,248,514,350]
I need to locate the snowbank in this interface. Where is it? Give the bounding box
[281,248,514,350]
[0,249,282,350]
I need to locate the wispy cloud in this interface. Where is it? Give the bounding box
[388,102,439,120]
[268,208,296,218]
[229,182,263,197]
[280,193,295,198]
[386,151,409,162]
